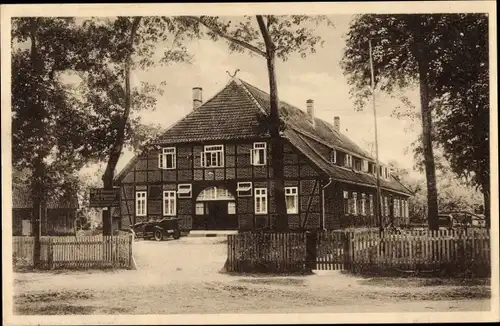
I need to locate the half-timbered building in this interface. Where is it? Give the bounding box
[114,77,412,232]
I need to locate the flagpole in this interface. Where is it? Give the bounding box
[369,39,384,234]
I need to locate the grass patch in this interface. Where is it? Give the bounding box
[237,278,306,287]
[14,303,95,315]
[15,290,94,303]
[357,277,490,288]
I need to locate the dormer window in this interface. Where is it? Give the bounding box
[344,154,352,168]
[354,158,362,171]
[329,150,337,164]
[251,142,267,166]
[362,160,369,173]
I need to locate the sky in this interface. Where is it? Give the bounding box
[81,15,421,181]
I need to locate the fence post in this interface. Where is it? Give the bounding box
[343,231,352,272]
[305,231,317,272]
[129,234,133,269]
[47,238,53,270]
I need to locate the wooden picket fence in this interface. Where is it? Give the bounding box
[12,235,133,270]
[225,228,490,276]
[345,228,491,276]
[315,231,347,270]
[226,232,308,274]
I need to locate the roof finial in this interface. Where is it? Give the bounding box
[226,69,240,78]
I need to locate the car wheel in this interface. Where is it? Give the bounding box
[154,230,163,241]
[173,230,181,240]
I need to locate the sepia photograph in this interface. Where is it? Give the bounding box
[1,1,498,325]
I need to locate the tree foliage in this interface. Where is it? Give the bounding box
[75,16,198,234]
[341,13,489,229]
[11,18,108,194]
[389,160,484,224]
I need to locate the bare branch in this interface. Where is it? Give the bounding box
[185,16,267,58]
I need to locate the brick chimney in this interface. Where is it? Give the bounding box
[306,99,315,127]
[192,87,203,110]
[334,116,340,133]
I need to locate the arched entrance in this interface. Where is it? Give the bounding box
[193,186,238,230]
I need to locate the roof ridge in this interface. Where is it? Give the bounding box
[239,79,376,160]
[290,124,375,161]
[235,78,267,115]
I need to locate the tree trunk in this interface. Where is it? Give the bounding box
[31,164,44,267]
[483,186,490,228]
[29,18,46,267]
[101,17,141,235]
[416,52,439,231]
[257,16,288,231]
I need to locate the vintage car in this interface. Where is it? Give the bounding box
[130,218,181,241]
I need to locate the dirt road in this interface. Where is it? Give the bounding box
[12,237,491,315]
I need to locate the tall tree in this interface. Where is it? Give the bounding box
[431,14,490,227]
[185,15,331,231]
[341,14,488,230]
[80,17,195,234]
[11,18,111,265]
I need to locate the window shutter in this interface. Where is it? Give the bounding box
[250,149,254,165]
[158,153,163,169]
[200,152,205,167]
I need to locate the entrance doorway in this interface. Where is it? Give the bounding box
[193,186,237,230]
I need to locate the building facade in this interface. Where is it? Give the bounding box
[114,78,412,231]
[12,185,79,236]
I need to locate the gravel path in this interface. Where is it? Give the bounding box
[12,237,491,315]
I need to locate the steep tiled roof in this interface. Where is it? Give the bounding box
[116,78,411,195]
[240,80,373,160]
[285,129,411,195]
[153,80,267,144]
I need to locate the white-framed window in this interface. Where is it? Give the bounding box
[344,154,352,168]
[384,197,389,217]
[135,191,147,216]
[158,147,176,169]
[251,142,267,166]
[237,182,253,197]
[343,191,349,215]
[354,159,362,171]
[400,200,404,218]
[352,192,358,215]
[195,202,204,215]
[330,150,337,164]
[201,145,224,168]
[163,191,176,216]
[228,202,236,215]
[177,184,192,198]
[405,200,410,219]
[285,187,298,214]
[254,188,268,215]
[369,194,374,215]
[394,199,400,218]
[362,160,369,173]
[361,193,366,216]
